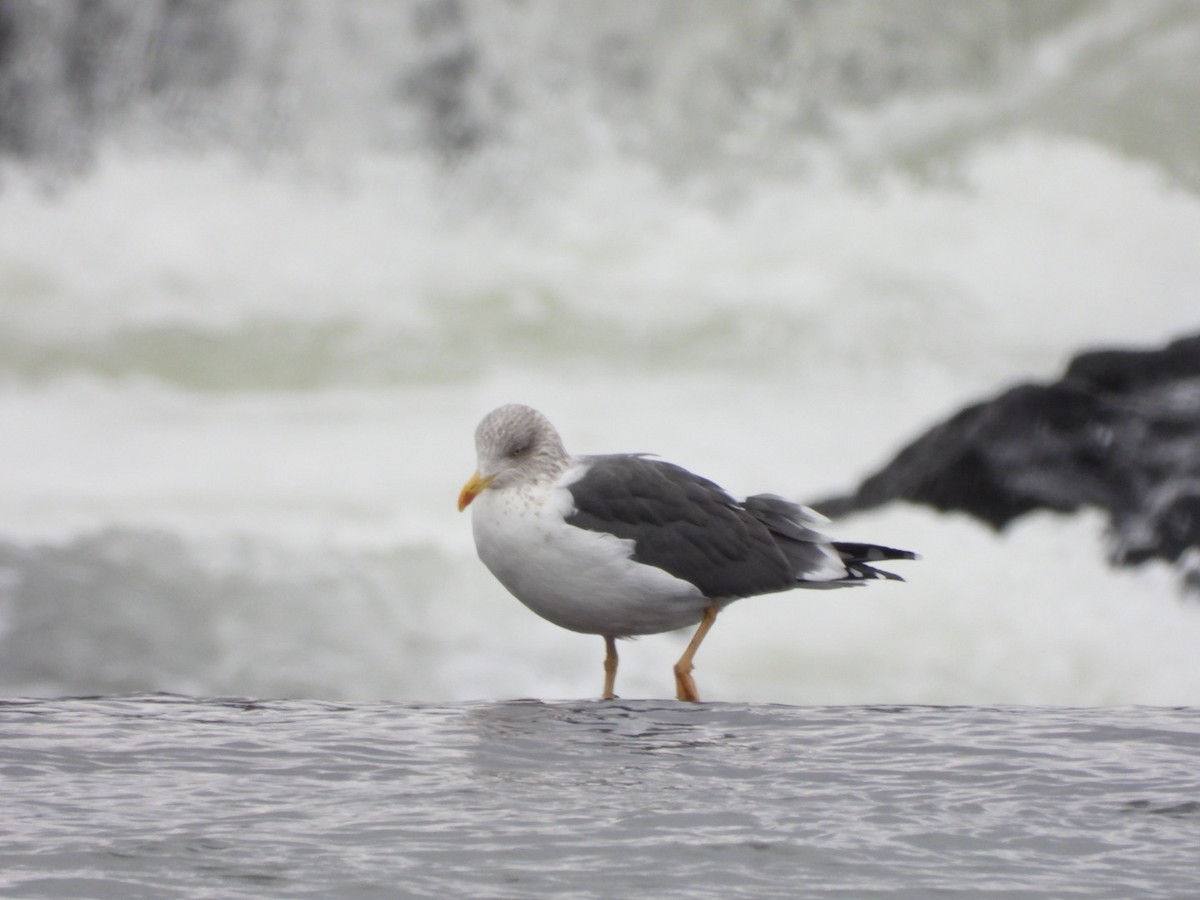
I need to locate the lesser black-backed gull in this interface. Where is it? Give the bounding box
[458,403,916,701]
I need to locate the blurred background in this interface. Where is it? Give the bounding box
[1,0,1199,704]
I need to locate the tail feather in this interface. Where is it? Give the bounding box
[742,492,918,586]
[742,493,847,581]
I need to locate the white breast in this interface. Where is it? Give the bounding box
[470,467,707,636]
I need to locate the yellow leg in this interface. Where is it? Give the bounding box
[602,635,618,700]
[674,606,719,702]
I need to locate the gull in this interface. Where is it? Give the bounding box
[458,404,915,701]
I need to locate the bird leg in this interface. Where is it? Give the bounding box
[602,635,618,700]
[674,606,719,702]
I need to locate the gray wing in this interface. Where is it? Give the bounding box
[741,493,854,584]
[564,455,805,600]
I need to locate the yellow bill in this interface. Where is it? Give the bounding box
[457,471,495,511]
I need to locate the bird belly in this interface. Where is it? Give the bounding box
[471,484,707,636]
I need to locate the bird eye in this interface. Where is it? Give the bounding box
[508,443,530,459]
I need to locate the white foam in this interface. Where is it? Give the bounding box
[2,131,1199,703]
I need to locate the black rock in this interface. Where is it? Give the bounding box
[817,333,1200,592]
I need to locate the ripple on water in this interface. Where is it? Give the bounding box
[2,697,1199,898]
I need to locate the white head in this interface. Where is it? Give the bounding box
[457,404,570,510]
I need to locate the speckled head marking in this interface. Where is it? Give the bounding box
[472,404,571,491]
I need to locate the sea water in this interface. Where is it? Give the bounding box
[2,3,1200,893]
[3,696,1200,898]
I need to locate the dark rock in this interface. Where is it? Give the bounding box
[818,332,1200,593]
[1065,334,1200,394]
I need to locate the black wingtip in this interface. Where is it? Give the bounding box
[845,563,907,582]
[833,541,920,564]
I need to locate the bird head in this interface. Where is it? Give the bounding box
[458,404,569,510]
